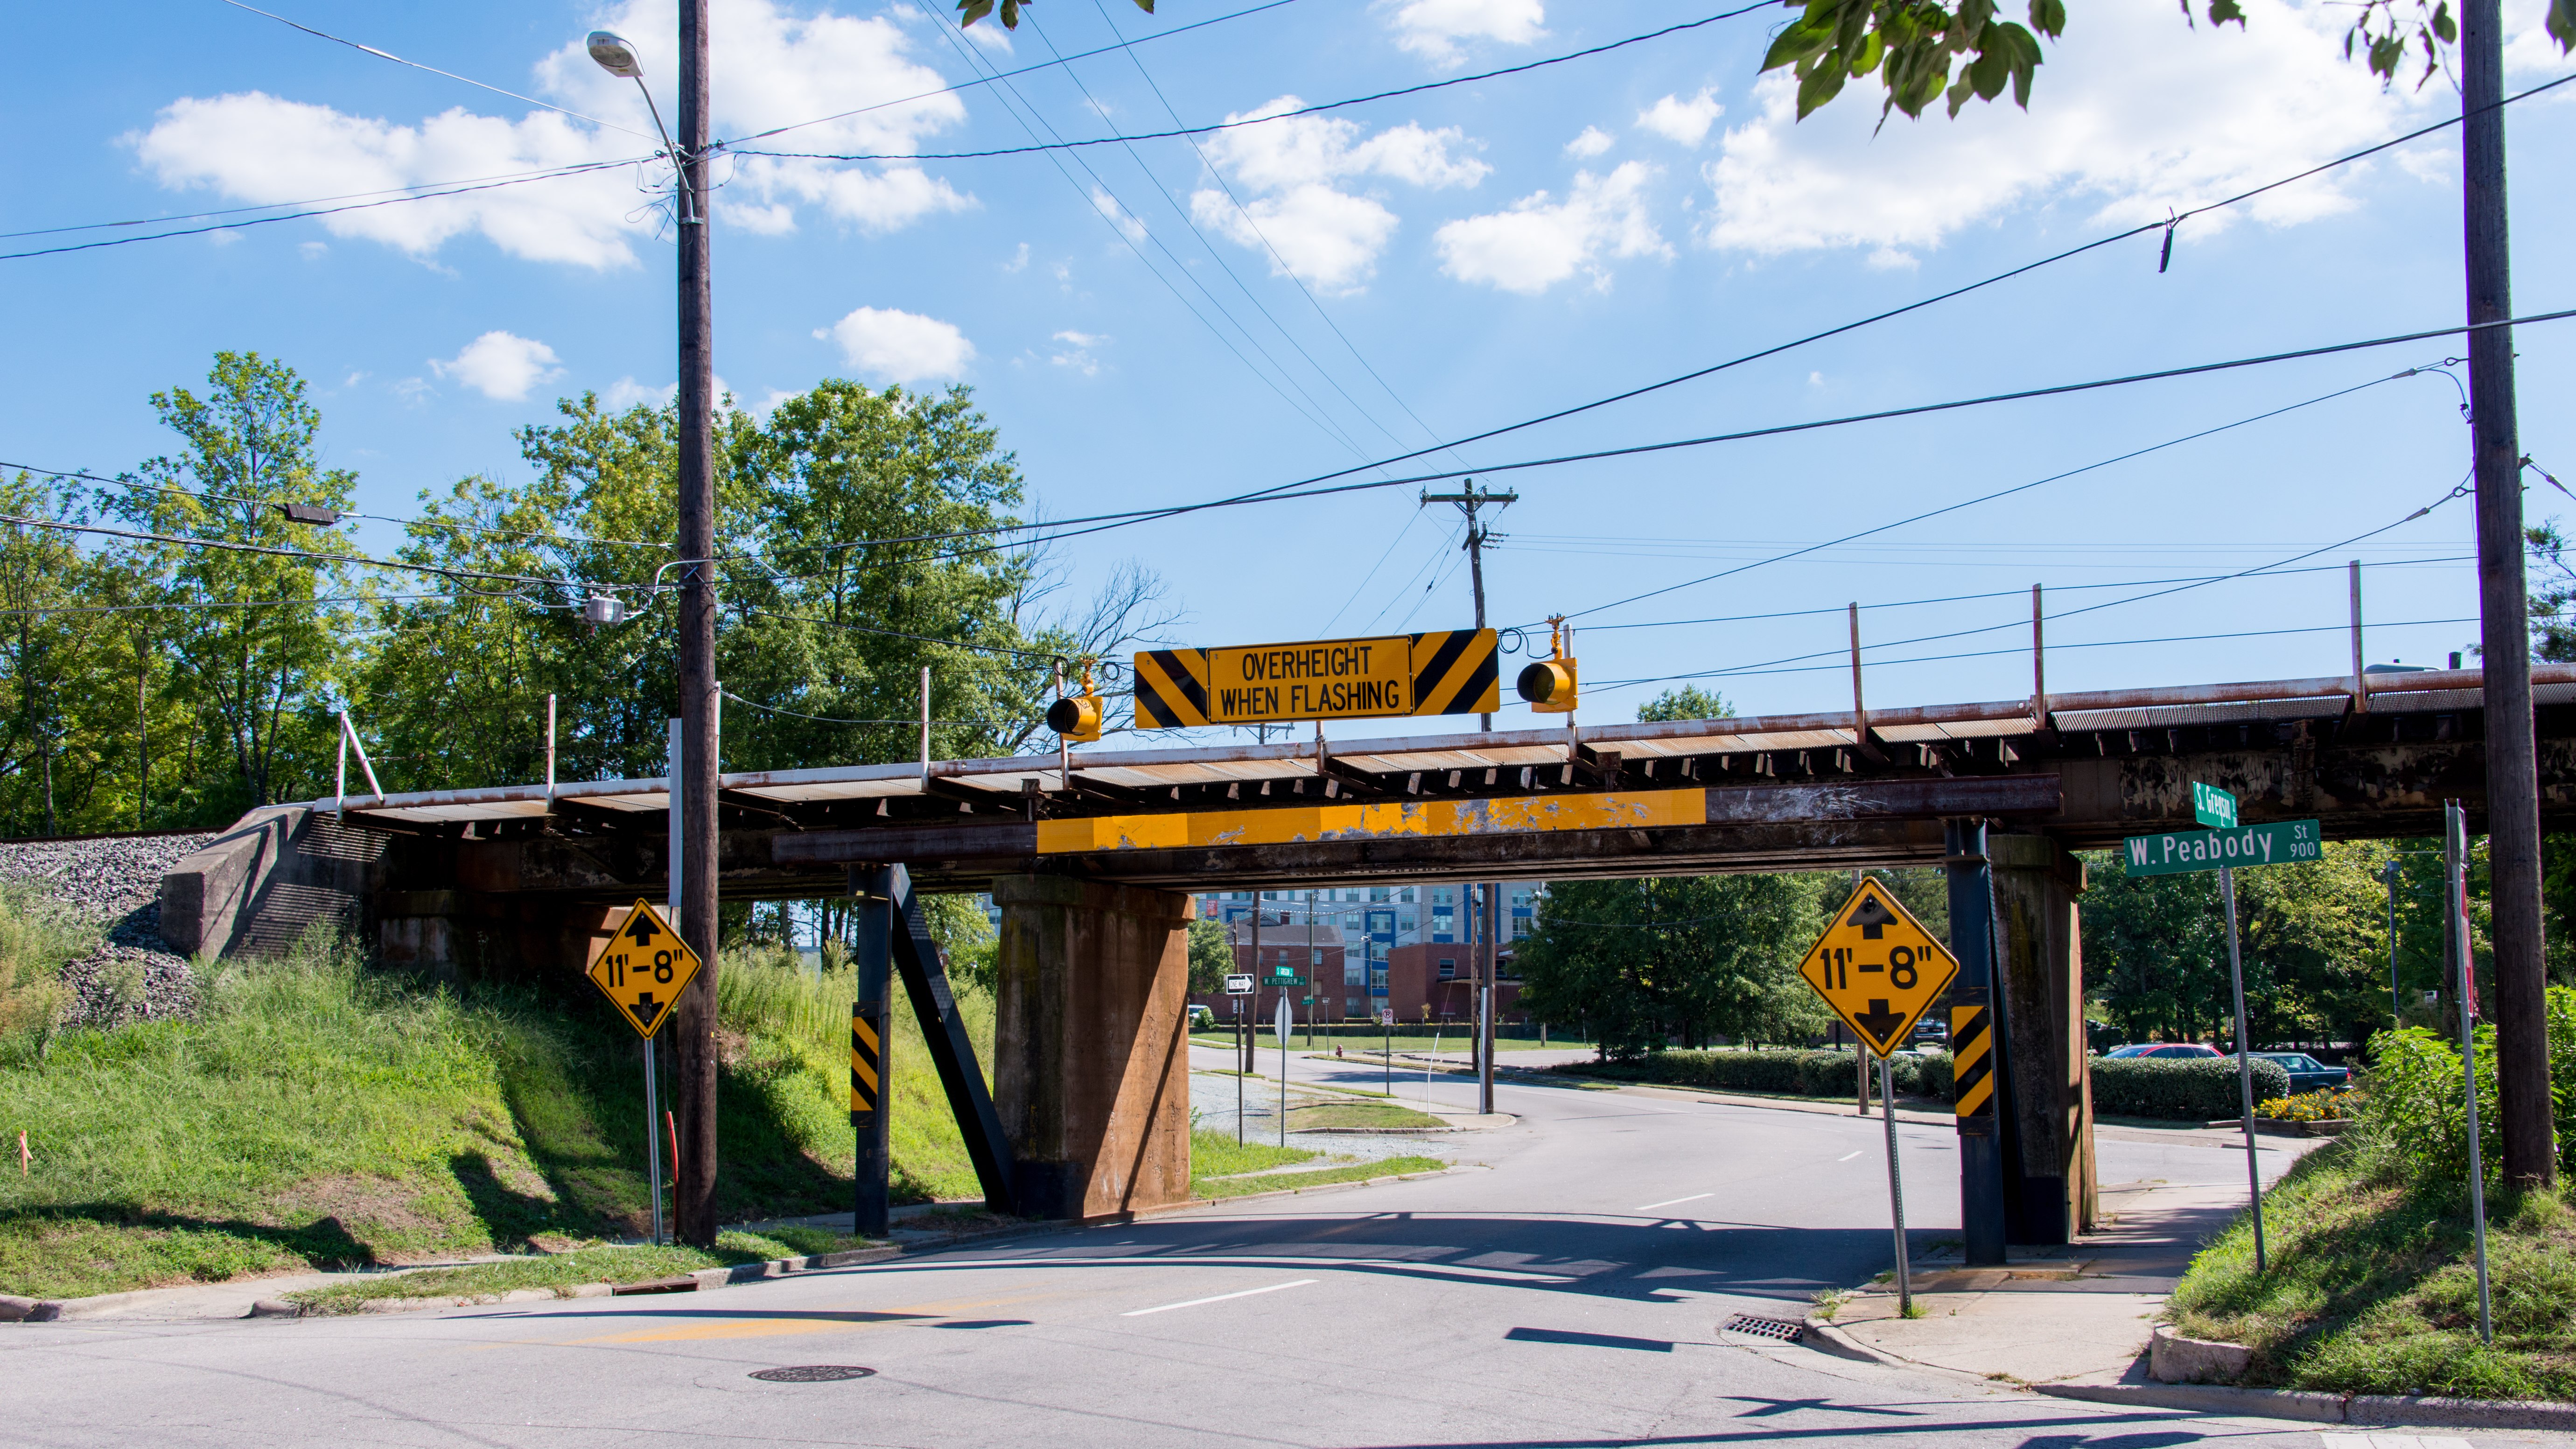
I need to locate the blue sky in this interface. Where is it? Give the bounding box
[9,0,2576,749]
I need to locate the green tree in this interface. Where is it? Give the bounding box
[958,0,1151,30]
[1763,0,2568,126]
[104,354,357,819]
[1514,873,1832,1059]
[1187,917,1235,995]
[1637,685,1734,722]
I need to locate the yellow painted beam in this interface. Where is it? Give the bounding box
[1036,787,1705,854]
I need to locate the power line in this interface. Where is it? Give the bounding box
[0,156,651,262]
[1537,364,2454,627]
[0,511,602,591]
[721,0,1308,148]
[0,160,669,242]
[732,5,1771,163]
[1082,0,1463,463]
[217,0,650,139]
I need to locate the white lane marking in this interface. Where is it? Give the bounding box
[1121,1279,1316,1316]
[1838,1150,1863,1162]
[1635,1193,1714,1211]
[2321,1436,2473,1449]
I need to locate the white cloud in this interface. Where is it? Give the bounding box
[1434,161,1668,294]
[1091,187,1148,243]
[1049,331,1108,376]
[1003,241,1031,272]
[429,331,561,401]
[816,306,974,383]
[1565,126,1615,159]
[1188,97,1489,291]
[1377,0,1546,66]
[298,240,328,260]
[1696,0,2504,259]
[1637,89,1723,147]
[130,0,973,269]
[1866,246,1919,270]
[603,377,678,410]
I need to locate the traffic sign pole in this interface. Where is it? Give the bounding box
[644,1035,664,1246]
[1276,993,1290,1148]
[1880,1050,1911,1316]
[2220,865,2266,1275]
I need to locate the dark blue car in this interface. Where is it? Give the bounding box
[2253,1051,2350,1094]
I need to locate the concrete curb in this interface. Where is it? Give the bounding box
[1799,1315,1910,1368]
[281,1240,931,1318]
[2033,1381,2576,1430]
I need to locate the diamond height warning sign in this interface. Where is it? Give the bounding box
[1796,877,1960,1057]
[585,899,703,1039]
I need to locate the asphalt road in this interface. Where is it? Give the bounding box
[3,1048,2545,1449]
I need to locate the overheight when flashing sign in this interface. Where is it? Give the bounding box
[1133,629,1498,728]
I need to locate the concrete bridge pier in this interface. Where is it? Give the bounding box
[990,875,1196,1221]
[1988,833,2097,1246]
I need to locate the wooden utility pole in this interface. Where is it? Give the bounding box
[671,0,725,1245]
[2461,0,2552,1188]
[1420,482,1514,1118]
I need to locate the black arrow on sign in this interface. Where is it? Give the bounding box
[628,993,665,1031]
[1853,998,1905,1046]
[1849,893,1897,941]
[625,911,663,947]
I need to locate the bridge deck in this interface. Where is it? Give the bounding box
[312,666,2576,896]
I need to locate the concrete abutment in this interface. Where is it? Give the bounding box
[991,874,1195,1220]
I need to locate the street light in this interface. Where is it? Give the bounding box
[586,31,690,218]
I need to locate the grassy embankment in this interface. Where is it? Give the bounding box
[1183,1128,1441,1199]
[2169,1007,2576,1400]
[2170,1141,2576,1399]
[0,897,987,1301]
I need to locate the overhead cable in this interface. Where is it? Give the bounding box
[217,0,651,138]
[729,5,1771,162]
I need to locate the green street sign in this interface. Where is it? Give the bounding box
[2191,782,2238,831]
[1270,967,1299,983]
[2123,819,2322,876]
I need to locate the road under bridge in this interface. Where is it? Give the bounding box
[155,665,2576,1242]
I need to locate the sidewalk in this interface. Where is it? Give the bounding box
[1813,1167,2314,1386]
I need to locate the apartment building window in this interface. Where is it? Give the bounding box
[1438,959,1456,980]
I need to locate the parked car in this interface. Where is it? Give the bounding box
[2103,1043,2224,1059]
[2252,1051,2350,1093]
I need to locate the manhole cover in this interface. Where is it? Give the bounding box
[1722,1313,1805,1342]
[749,1365,877,1383]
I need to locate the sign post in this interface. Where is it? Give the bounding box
[1796,876,1957,1300]
[1275,993,1292,1148]
[2123,790,2324,1275]
[1226,973,1253,1145]
[584,898,703,1247]
[850,866,894,1239]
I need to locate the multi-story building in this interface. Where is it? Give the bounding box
[1186,882,1543,1024]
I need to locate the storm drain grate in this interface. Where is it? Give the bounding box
[1722,1314,1805,1342]
[749,1365,877,1383]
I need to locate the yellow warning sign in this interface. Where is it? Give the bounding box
[1795,877,1959,1057]
[585,899,703,1039]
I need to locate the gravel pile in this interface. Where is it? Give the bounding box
[0,832,217,1029]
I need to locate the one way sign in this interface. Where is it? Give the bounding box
[584,899,704,1039]
[1795,877,1959,1057]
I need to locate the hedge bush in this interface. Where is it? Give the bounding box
[1559,1047,1952,1099]
[2090,1055,2290,1120]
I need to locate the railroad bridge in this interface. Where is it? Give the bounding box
[157,665,2576,1237]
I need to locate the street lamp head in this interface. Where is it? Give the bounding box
[586,31,645,78]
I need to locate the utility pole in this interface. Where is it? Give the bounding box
[1421,482,1513,1119]
[2460,0,2552,1190]
[1418,482,1517,731]
[669,0,723,1247]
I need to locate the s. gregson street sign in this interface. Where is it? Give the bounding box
[2122,820,2322,877]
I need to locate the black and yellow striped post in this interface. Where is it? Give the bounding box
[1945,819,2009,1267]
[850,864,894,1239]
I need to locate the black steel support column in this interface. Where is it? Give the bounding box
[889,864,1018,1214]
[850,865,893,1238]
[1946,818,2009,1266]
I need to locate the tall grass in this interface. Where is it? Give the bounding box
[716,944,996,1204]
[0,884,102,1062]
